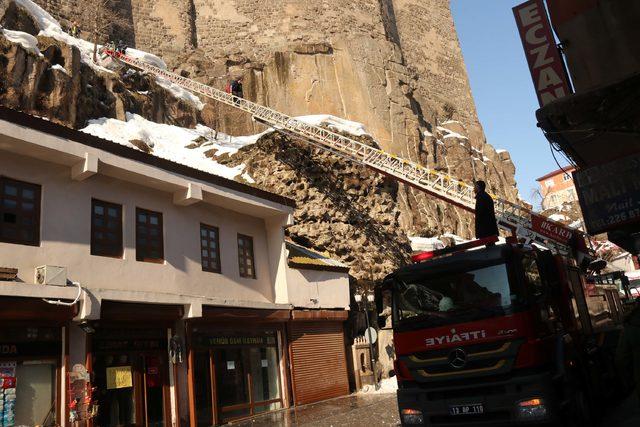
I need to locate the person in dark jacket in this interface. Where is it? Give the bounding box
[231,78,243,98]
[474,180,499,239]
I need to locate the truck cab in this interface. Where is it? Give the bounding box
[380,240,622,426]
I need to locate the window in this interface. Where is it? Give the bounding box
[136,208,164,263]
[91,199,123,257]
[563,173,571,182]
[237,234,256,278]
[545,179,554,188]
[200,224,221,273]
[0,177,41,246]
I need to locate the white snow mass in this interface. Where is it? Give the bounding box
[81,113,261,180]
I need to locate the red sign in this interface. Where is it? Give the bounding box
[513,0,571,106]
[530,213,573,243]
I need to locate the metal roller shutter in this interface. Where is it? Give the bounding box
[289,321,350,405]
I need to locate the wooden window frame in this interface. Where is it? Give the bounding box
[0,176,41,246]
[237,234,256,279]
[91,199,123,258]
[136,207,164,263]
[200,223,221,274]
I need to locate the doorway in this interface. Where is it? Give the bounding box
[193,332,283,425]
[92,328,170,427]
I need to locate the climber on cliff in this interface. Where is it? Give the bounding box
[474,180,499,241]
[231,78,243,99]
[70,21,80,37]
[116,40,127,55]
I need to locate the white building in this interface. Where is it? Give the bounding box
[0,106,351,426]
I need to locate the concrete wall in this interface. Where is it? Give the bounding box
[285,267,350,310]
[0,149,278,306]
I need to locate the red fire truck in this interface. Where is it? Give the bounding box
[378,236,625,426]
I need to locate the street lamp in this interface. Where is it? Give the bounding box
[355,291,379,389]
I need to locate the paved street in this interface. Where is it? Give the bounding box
[229,392,640,427]
[229,393,400,427]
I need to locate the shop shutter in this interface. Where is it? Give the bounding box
[289,321,350,405]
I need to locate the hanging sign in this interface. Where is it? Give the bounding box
[574,153,640,234]
[513,0,571,106]
[106,366,133,389]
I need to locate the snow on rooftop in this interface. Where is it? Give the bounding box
[13,0,203,109]
[81,113,262,180]
[1,28,41,56]
[296,115,370,137]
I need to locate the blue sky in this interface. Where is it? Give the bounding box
[450,0,568,204]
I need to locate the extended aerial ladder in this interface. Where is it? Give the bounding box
[102,49,589,258]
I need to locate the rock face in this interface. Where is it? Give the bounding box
[1,0,522,282]
[30,0,521,237]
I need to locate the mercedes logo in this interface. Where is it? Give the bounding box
[448,348,467,369]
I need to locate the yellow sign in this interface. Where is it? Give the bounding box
[106,366,132,389]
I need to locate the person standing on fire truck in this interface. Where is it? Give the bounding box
[474,180,499,240]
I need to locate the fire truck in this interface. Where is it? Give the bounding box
[100,47,626,426]
[378,233,625,426]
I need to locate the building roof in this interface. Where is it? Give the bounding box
[535,166,576,182]
[286,241,350,273]
[0,106,296,208]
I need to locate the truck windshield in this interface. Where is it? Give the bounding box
[394,262,521,328]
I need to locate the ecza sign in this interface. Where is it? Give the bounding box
[513,0,571,106]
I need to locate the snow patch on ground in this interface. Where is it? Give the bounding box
[359,377,398,394]
[1,28,41,55]
[81,113,260,180]
[297,115,370,137]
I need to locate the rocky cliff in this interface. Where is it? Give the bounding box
[0,0,521,281]
[27,0,520,236]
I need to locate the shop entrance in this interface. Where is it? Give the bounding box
[92,328,170,427]
[193,329,283,425]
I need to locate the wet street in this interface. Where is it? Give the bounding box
[228,393,400,426]
[229,392,640,427]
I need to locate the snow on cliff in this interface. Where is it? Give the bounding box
[297,115,370,137]
[1,28,41,55]
[81,113,260,181]
[80,113,370,182]
[13,0,204,109]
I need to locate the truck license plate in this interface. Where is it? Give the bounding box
[449,404,484,416]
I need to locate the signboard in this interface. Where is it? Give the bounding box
[530,213,574,244]
[574,154,640,234]
[106,366,133,389]
[0,341,60,357]
[197,335,276,347]
[513,0,571,106]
